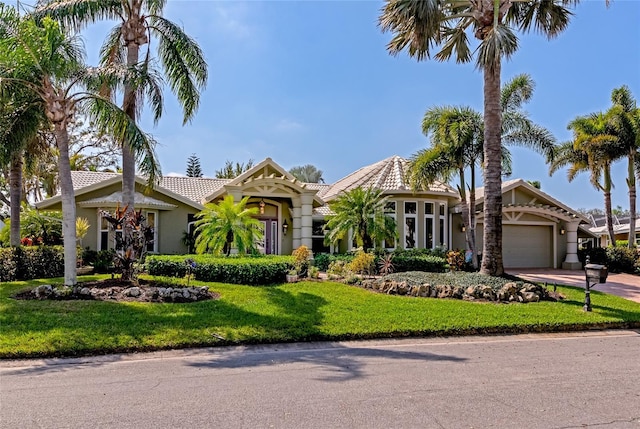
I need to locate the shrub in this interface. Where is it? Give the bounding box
[578,247,607,265]
[327,260,350,277]
[391,253,447,273]
[0,246,64,281]
[308,266,320,279]
[377,253,395,275]
[93,249,116,274]
[313,253,354,271]
[446,250,464,271]
[292,245,311,277]
[605,246,638,273]
[147,254,295,285]
[348,251,375,275]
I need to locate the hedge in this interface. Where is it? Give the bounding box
[147,254,295,285]
[578,246,640,274]
[314,250,448,274]
[0,246,64,282]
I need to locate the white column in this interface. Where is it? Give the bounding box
[300,194,313,250]
[292,197,301,250]
[562,220,581,270]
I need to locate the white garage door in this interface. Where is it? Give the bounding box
[503,225,553,268]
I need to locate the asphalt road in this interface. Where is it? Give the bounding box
[2,331,640,429]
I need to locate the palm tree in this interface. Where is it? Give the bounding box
[0,87,45,246]
[410,106,483,268]
[410,74,554,269]
[609,86,640,247]
[34,0,208,255]
[289,164,325,183]
[379,0,578,276]
[550,113,623,246]
[194,195,263,256]
[324,187,397,252]
[215,160,255,179]
[0,10,159,285]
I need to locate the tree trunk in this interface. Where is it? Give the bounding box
[604,166,616,247]
[469,163,478,270]
[120,34,141,281]
[480,61,504,276]
[627,150,636,247]
[54,123,77,286]
[9,152,23,247]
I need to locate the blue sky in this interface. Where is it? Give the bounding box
[12,0,640,211]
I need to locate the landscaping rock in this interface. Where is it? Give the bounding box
[34,284,53,299]
[125,287,141,297]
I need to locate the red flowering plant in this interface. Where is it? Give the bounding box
[100,203,154,282]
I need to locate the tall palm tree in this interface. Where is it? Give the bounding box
[410,74,554,269]
[0,89,45,246]
[609,86,640,247]
[0,10,159,285]
[34,0,208,256]
[410,106,483,267]
[194,196,263,256]
[550,113,623,246]
[324,187,397,252]
[379,0,578,276]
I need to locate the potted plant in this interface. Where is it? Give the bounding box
[286,269,299,283]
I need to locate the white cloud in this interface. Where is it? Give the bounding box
[274,119,304,132]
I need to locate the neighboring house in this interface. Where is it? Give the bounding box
[36,155,592,269]
[586,215,640,247]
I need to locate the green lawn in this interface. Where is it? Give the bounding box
[1,275,640,359]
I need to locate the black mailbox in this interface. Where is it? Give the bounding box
[583,262,608,312]
[585,264,608,284]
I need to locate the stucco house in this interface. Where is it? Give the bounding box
[585,215,640,247]
[36,155,592,269]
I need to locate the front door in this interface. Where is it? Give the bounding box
[257,219,278,254]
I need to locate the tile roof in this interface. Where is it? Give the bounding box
[322,155,456,201]
[68,171,228,204]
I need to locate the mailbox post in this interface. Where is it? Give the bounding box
[583,256,608,312]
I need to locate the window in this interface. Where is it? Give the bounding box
[312,219,330,254]
[384,201,396,249]
[438,203,447,247]
[424,202,434,249]
[404,202,417,249]
[145,211,157,253]
[99,215,109,251]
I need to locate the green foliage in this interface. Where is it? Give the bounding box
[384,271,520,291]
[93,249,116,274]
[215,159,254,179]
[147,254,295,285]
[0,246,64,281]
[390,253,447,273]
[186,153,203,177]
[324,186,397,251]
[314,253,354,271]
[20,207,63,245]
[579,246,640,274]
[308,266,320,279]
[348,251,376,275]
[194,195,263,256]
[292,245,311,277]
[605,246,638,274]
[3,275,640,358]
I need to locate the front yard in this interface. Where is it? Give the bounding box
[1,275,640,359]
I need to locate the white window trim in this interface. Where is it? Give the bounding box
[404,201,417,249]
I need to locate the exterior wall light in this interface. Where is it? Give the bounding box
[460,224,466,232]
[282,219,289,235]
[259,198,265,214]
[560,226,566,235]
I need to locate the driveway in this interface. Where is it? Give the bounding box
[507,268,640,303]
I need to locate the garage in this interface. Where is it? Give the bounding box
[502,224,553,268]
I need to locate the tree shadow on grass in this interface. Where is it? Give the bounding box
[1,286,331,372]
[553,290,640,323]
[186,343,468,382]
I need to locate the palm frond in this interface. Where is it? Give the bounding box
[149,15,207,124]
[476,24,518,71]
[32,0,123,32]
